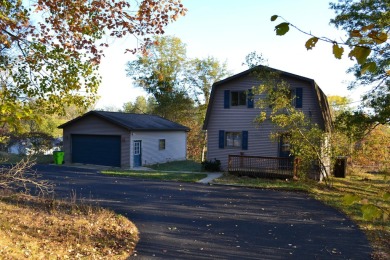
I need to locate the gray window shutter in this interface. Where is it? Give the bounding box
[295,88,303,108]
[247,89,254,108]
[242,131,248,150]
[224,90,230,109]
[219,130,225,148]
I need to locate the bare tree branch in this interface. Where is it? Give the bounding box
[0,156,54,196]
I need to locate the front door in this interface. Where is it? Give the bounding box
[279,134,293,170]
[133,140,142,167]
[279,134,291,158]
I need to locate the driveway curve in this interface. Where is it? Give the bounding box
[34,165,371,259]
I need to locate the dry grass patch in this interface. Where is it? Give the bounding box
[0,194,139,259]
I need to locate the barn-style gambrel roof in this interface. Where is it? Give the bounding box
[203,65,332,132]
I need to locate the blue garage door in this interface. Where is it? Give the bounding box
[71,134,121,167]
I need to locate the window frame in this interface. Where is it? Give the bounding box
[291,88,303,108]
[231,91,247,106]
[279,133,291,157]
[134,141,141,155]
[225,132,242,148]
[158,139,166,150]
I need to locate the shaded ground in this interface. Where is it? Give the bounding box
[34,165,372,259]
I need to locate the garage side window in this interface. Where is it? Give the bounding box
[159,139,166,150]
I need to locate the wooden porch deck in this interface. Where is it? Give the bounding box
[228,155,299,179]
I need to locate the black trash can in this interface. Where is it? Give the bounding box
[333,156,347,178]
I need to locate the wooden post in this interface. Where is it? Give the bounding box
[239,152,244,168]
[228,155,232,172]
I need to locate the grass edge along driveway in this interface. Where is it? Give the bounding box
[101,169,208,182]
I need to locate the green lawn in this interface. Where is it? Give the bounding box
[101,170,207,182]
[147,160,202,172]
[214,173,312,191]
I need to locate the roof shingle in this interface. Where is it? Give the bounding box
[59,111,190,131]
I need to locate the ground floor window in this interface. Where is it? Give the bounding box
[279,133,291,157]
[159,139,166,150]
[219,130,248,150]
[226,132,242,148]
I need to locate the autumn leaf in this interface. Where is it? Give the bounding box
[361,24,375,32]
[361,62,377,74]
[0,0,187,123]
[275,22,290,36]
[350,30,362,38]
[332,44,344,59]
[305,37,319,50]
[348,46,371,64]
[367,31,388,44]
[375,32,388,44]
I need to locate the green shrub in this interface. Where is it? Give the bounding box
[201,159,221,172]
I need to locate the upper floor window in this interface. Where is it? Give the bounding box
[224,89,254,109]
[231,91,247,106]
[291,88,303,108]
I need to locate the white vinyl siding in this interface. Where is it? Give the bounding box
[130,131,187,167]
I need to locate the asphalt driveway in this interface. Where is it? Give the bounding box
[34,165,371,259]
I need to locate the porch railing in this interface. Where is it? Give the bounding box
[228,155,299,179]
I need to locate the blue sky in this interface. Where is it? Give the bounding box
[96,0,362,109]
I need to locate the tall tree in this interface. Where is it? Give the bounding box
[126,35,188,106]
[122,96,150,114]
[126,36,198,159]
[0,0,186,142]
[126,35,196,120]
[327,95,352,118]
[271,0,389,126]
[242,51,269,69]
[187,57,230,107]
[353,125,390,169]
[329,0,389,126]
[126,36,229,161]
[186,57,230,161]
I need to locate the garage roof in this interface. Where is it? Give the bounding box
[59,111,190,131]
